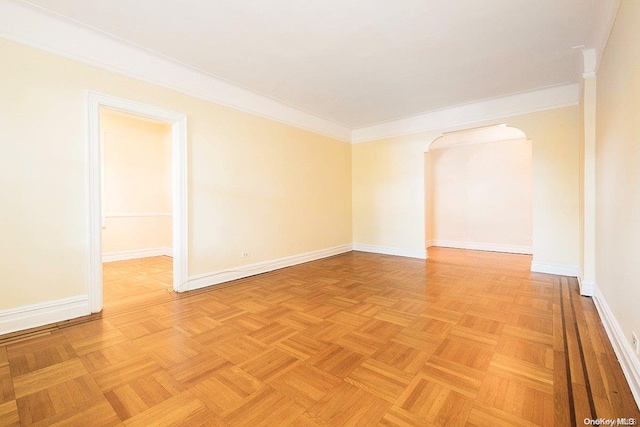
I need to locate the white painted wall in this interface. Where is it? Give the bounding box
[594,0,640,397]
[352,135,429,258]
[428,139,532,253]
[353,106,579,271]
[0,39,352,313]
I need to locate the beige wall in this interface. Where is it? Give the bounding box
[0,36,582,315]
[352,106,579,266]
[579,73,597,290]
[352,135,433,254]
[595,0,640,355]
[100,110,172,255]
[507,107,580,267]
[428,139,532,251]
[0,39,352,310]
[424,152,434,244]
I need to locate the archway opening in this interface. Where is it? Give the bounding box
[425,124,532,257]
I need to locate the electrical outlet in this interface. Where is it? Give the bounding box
[524,237,532,241]
[633,333,639,355]
[241,252,249,258]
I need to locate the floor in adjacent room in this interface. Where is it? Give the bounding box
[0,248,638,426]
[102,256,173,315]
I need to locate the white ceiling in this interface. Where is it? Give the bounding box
[16,0,605,128]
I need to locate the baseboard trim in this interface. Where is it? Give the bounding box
[0,295,89,336]
[428,240,532,255]
[102,247,173,263]
[579,280,595,297]
[183,244,353,292]
[592,284,640,409]
[352,243,427,259]
[530,261,579,277]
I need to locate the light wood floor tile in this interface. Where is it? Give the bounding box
[222,387,306,427]
[12,358,88,398]
[371,341,432,373]
[16,374,103,425]
[269,363,342,409]
[380,405,440,427]
[307,344,366,379]
[7,333,76,377]
[276,311,323,331]
[0,364,14,404]
[189,365,264,414]
[165,351,230,386]
[212,335,269,365]
[308,382,391,426]
[122,390,212,426]
[345,359,413,403]
[0,249,638,426]
[289,411,332,427]
[104,370,182,420]
[239,348,300,383]
[247,322,299,345]
[63,323,128,356]
[92,355,162,392]
[79,341,143,373]
[29,398,120,427]
[0,400,19,427]
[277,333,330,361]
[304,320,353,343]
[335,330,388,356]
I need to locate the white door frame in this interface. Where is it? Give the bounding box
[86,91,188,313]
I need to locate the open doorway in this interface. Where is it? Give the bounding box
[425,124,533,255]
[87,92,188,314]
[100,109,173,311]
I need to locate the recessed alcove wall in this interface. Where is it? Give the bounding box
[425,125,533,254]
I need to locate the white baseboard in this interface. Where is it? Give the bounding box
[579,280,595,297]
[592,284,640,409]
[530,261,579,277]
[102,247,173,263]
[428,240,532,255]
[183,244,353,292]
[0,295,89,336]
[352,243,427,259]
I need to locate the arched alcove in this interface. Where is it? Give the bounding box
[424,124,533,257]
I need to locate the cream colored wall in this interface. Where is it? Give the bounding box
[504,108,580,267]
[352,135,434,253]
[100,110,172,255]
[595,0,640,355]
[353,106,579,266]
[428,139,532,250]
[424,152,434,244]
[580,75,597,290]
[0,39,352,310]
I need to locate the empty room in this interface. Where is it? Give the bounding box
[0,1,639,426]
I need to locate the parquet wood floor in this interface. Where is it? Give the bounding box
[1,248,638,426]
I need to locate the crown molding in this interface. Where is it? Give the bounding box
[351,84,580,143]
[0,0,352,142]
[1,1,593,145]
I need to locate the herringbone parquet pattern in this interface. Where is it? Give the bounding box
[0,248,638,426]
